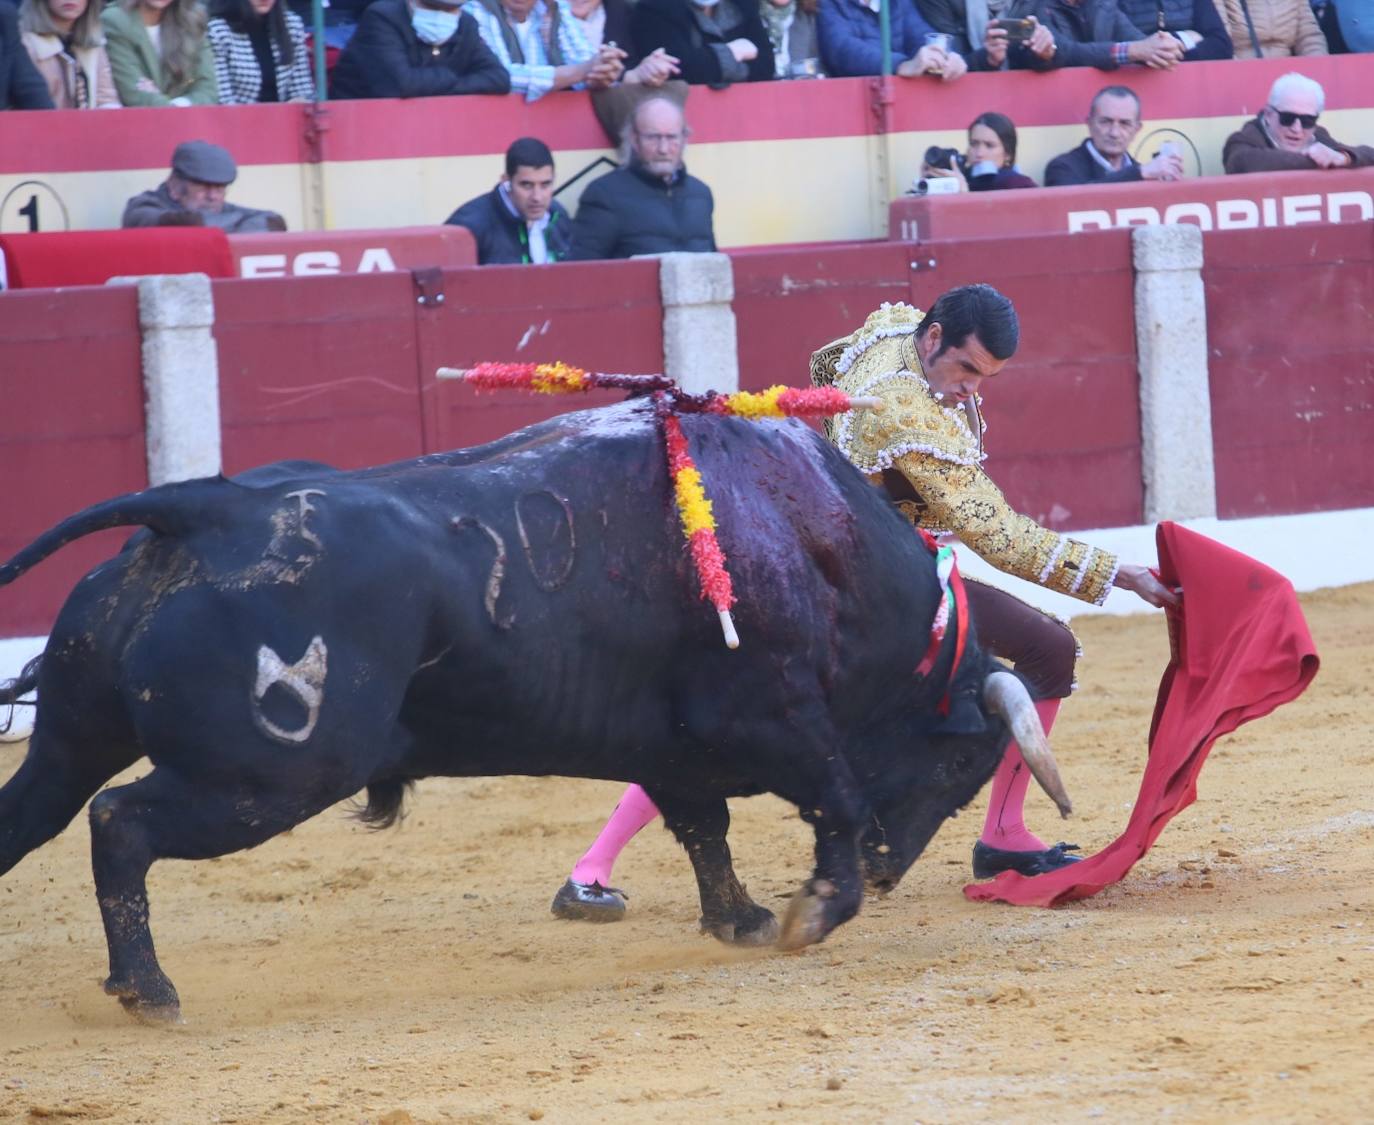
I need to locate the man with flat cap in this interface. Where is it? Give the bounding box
[122,140,287,233]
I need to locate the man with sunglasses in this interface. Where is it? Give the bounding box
[1224,72,1374,174]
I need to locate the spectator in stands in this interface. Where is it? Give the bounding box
[1116,0,1233,58]
[2,0,54,108]
[464,0,626,100]
[1214,0,1327,56]
[1045,85,1185,183]
[916,0,1057,70]
[569,95,714,259]
[1223,71,1374,172]
[918,112,1038,190]
[18,0,121,107]
[445,137,573,263]
[631,0,774,85]
[762,0,823,77]
[122,139,288,231]
[819,0,968,79]
[1037,0,1185,68]
[102,0,218,105]
[329,0,510,97]
[567,0,680,84]
[207,0,314,103]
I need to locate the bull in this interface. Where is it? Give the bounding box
[0,397,1067,1022]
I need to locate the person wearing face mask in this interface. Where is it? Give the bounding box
[330,0,510,98]
[549,285,1179,923]
[19,0,120,107]
[630,0,773,85]
[445,137,574,263]
[1223,71,1374,173]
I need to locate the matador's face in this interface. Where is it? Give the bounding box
[917,324,1008,406]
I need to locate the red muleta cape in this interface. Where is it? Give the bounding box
[964,521,1320,908]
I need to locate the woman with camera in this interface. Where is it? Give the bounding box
[919,111,1037,194]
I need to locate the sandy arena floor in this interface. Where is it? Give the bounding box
[1,583,1371,1124]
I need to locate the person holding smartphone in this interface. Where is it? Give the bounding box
[915,0,1058,69]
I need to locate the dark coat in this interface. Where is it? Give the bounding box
[819,0,937,75]
[445,185,574,264]
[1,1,54,109]
[121,182,287,232]
[1036,0,1144,67]
[1223,117,1374,174]
[330,0,510,98]
[915,0,1049,69]
[630,0,773,85]
[968,166,1039,189]
[1044,139,1142,186]
[1116,0,1233,58]
[568,161,715,260]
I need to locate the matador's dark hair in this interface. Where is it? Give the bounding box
[916,284,1020,361]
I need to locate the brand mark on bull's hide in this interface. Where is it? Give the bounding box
[451,517,514,629]
[252,636,328,744]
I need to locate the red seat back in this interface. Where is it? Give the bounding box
[0,227,235,289]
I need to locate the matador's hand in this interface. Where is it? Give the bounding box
[1114,562,1181,608]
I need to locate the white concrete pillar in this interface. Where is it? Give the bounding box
[655,252,739,395]
[1132,224,1217,523]
[110,273,223,485]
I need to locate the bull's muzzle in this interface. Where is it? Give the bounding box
[983,670,1072,818]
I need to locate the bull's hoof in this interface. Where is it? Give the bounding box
[777,879,837,952]
[700,905,779,946]
[103,975,183,1025]
[550,879,627,923]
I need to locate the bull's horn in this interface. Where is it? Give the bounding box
[983,670,1072,819]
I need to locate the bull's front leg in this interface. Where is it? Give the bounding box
[776,766,867,952]
[649,792,779,946]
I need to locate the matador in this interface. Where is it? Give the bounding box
[550,285,1177,920]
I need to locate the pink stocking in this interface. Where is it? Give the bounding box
[570,784,661,887]
[979,698,1061,852]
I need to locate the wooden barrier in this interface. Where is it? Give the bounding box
[1203,221,1374,518]
[890,167,1374,243]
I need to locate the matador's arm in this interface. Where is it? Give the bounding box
[892,450,1119,605]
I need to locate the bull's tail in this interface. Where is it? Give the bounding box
[0,477,225,590]
[351,779,414,830]
[0,654,41,736]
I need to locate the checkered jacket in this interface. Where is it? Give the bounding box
[207,11,315,104]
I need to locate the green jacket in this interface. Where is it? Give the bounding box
[101,4,217,106]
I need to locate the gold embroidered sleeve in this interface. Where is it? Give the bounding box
[891,451,1119,605]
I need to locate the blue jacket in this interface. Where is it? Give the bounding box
[819,0,938,77]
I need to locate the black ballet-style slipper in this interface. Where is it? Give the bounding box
[972,840,1083,879]
[550,879,629,922]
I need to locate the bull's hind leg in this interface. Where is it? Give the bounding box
[650,792,779,946]
[88,767,339,1022]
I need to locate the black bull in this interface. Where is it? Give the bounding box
[0,398,1036,1021]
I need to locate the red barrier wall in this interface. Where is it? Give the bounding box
[732,233,1144,533]
[0,286,146,636]
[890,168,1374,244]
[229,225,477,278]
[215,272,429,474]
[1203,221,1374,519]
[415,260,664,452]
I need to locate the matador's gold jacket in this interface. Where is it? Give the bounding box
[810,302,1118,605]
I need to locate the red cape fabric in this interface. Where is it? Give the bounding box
[964,522,1320,908]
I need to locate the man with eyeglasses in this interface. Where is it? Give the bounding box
[568,94,716,260]
[1224,72,1374,175]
